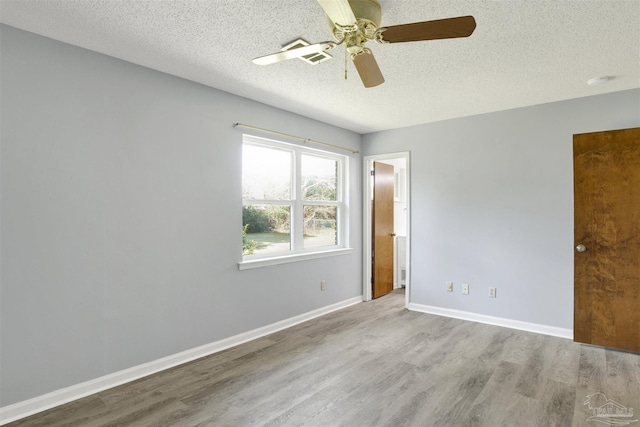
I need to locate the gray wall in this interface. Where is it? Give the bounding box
[363,89,640,329]
[0,25,362,406]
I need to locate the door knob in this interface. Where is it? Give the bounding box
[576,244,586,252]
[390,233,396,237]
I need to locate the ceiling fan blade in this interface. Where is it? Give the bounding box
[316,0,357,27]
[377,15,476,43]
[352,50,384,88]
[253,41,336,65]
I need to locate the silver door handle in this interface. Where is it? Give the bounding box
[576,244,586,252]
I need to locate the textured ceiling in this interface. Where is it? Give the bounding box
[1,0,639,133]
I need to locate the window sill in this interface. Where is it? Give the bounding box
[238,248,353,270]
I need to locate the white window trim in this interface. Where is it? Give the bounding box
[240,135,350,269]
[238,247,353,270]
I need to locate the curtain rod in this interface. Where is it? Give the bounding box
[233,123,359,154]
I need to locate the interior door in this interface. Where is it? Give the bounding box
[573,127,640,353]
[372,161,395,299]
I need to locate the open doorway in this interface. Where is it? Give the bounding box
[363,152,410,307]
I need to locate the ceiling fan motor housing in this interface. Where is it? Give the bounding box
[331,0,382,56]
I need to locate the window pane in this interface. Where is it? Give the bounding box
[243,145,291,200]
[243,204,291,255]
[303,205,337,248]
[301,155,337,201]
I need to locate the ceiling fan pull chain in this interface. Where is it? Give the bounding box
[344,44,348,80]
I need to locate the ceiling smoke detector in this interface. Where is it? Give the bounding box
[587,76,613,87]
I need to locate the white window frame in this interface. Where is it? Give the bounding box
[239,135,351,270]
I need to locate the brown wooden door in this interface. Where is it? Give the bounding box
[574,127,640,353]
[372,161,395,299]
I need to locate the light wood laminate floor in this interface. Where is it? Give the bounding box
[7,290,640,426]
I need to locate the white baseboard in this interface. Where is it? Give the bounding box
[407,303,573,339]
[0,296,362,425]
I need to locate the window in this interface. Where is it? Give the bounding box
[241,135,348,266]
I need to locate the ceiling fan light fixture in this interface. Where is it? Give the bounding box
[347,44,365,56]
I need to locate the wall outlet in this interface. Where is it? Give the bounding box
[321,280,326,291]
[489,287,497,298]
[462,283,469,295]
[446,281,453,292]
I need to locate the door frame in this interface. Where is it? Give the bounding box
[363,152,411,307]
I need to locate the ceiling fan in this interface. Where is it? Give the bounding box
[253,0,476,88]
